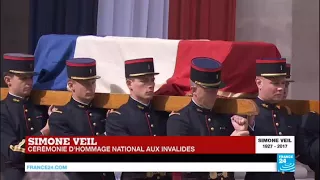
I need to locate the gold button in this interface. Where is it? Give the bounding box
[276,123,279,126]
[208,118,211,122]
[28,118,31,121]
[153,134,156,136]
[93,123,96,126]
[89,113,92,116]
[150,124,154,128]
[273,114,276,118]
[210,127,214,131]
[30,127,34,131]
[25,109,28,113]
[279,132,282,135]
[96,132,99,135]
[282,172,285,174]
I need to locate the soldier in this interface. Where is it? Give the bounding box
[49,58,115,180]
[1,53,51,180]
[284,64,320,179]
[244,58,306,180]
[105,58,170,180]
[167,57,250,180]
[301,112,319,180]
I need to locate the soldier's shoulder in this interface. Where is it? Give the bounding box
[280,105,292,115]
[108,109,122,115]
[107,106,128,119]
[168,106,189,119]
[0,100,6,107]
[50,106,66,117]
[169,111,181,117]
[0,100,8,115]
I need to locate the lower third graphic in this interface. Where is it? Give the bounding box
[277,153,295,172]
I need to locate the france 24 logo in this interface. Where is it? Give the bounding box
[277,154,295,172]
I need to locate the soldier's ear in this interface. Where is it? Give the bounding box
[4,73,13,87]
[255,77,262,90]
[67,80,75,92]
[126,78,133,90]
[190,85,197,96]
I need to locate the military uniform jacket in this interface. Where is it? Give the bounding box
[245,98,304,180]
[105,97,169,180]
[105,97,167,136]
[49,98,115,180]
[167,100,235,180]
[49,98,106,136]
[1,94,47,180]
[300,112,319,179]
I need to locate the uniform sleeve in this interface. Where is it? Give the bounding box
[167,113,189,136]
[297,113,319,167]
[35,105,49,126]
[49,111,75,136]
[248,123,255,136]
[0,109,41,164]
[105,111,130,136]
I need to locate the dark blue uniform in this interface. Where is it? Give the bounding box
[49,58,115,180]
[106,97,167,136]
[1,53,48,180]
[49,98,107,136]
[167,101,235,180]
[244,98,304,180]
[167,57,236,180]
[105,57,170,180]
[301,112,319,180]
[1,94,48,180]
[49,98,115,180]
[106,97,169,180]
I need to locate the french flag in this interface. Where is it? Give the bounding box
[33,34,281,97]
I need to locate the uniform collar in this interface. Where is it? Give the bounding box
[128,96,151,111]
[7,93,30,104]
[255,97,280,110]
[191,99,212,114]
[70,97,92,109]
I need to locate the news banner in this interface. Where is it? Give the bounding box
[25,136,295,172]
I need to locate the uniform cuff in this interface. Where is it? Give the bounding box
[249,121,255,131]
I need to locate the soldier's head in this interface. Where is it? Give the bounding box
[125,58,159,103]
[66,58,100,103]
[2,53,35,97]
[283,63,294,99]
[190,57,222,109]
[255,58,287,103]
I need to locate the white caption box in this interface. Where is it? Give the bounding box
[255,136,295,154]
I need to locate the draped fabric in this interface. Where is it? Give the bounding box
[97,0,169,38]
[29,0,98,53]
[168,0,236,40]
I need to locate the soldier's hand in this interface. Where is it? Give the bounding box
[231,115,248,131]
[40,120,50,136]
[230,130,249,136]
[48,105,58,116]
